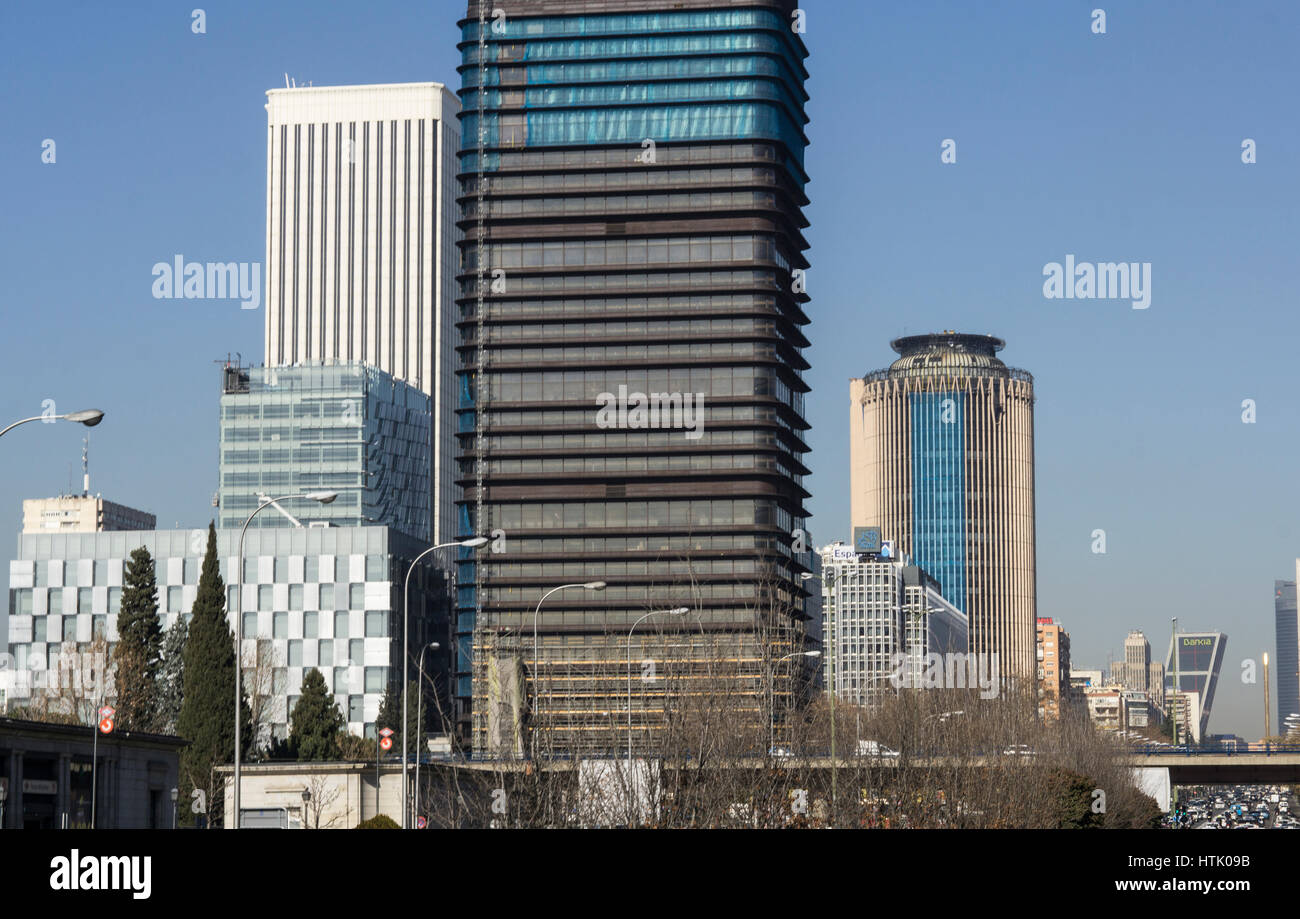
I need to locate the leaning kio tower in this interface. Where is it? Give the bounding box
[850,332,1036,686]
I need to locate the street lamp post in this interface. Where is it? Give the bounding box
[233,491,337,829]
[170,787,178,829]
[414,641,441,827]
[626,607,689,823]
[301,788,311,830]
[530,582,606,760]
[402,537,487,829]
[769,650,820,753]
[0,409,104,440]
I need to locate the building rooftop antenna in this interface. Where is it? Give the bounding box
[82,434,90,497]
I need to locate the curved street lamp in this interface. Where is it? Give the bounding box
[770,650,821,754]
[0,408,104,439]
[402,537,487,828]
[413,640,441,827]
[626,607,689,820]
[233,491,337,828]
[531,581,605,760]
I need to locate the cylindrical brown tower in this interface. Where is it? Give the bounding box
[850,332,1036,686]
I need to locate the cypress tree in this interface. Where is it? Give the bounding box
[290,669,345,761]
[155,615,188,734]
[176,522,250,827]
[112,546,162,730]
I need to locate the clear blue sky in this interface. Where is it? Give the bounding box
[2,1,1298,738]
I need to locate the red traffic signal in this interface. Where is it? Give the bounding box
[98,706,116,734]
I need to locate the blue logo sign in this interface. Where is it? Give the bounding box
[853,527,882,553]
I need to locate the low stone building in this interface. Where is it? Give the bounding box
[217,761,404,829]
[0,717,185,829]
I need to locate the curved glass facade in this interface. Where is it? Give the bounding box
[851,334,1037,687]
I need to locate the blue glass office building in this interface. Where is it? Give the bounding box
[455,0,812,752]
[218,362,432,541]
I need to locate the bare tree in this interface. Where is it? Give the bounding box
[242,638,279,756]
[302,773,344,829]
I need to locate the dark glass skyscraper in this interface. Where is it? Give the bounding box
[454,0,812,753]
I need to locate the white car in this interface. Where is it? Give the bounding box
[857,740,900,758]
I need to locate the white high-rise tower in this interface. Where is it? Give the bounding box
[263,82,460,544]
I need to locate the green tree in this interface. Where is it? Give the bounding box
[154,615,188,735]
[1044,768,1103,829]
[176,522,250,827]
[113,547,162,730]
[290,669,345,761]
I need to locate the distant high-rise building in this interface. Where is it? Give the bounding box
[1125,629,1150,672]
[1036,618,1071,721]
[1113,629,1164,710]
[455,0,813,753]
[850,332,1036,685]
[262,82,460,547]
[217,362,431,540]
[1276,575,1299,732]
[1165,631,1227,742]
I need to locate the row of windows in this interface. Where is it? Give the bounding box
[28,613,115,642]
[464,317,779,343]
[221,397,370,421]
[483,558,759,580]
[244,554,390,583]
[459,140,780,174]
[24,560,144,590]
[240,608,390,639]
[218,491,364,510]
[460,51,802,102]
[465,189,781,220]
[12,583,397,621]
[462,165,777,196]
[476,452,799,478]
[221,445,363,464]
[461,9,793,42]
[241,583,381,615]
[483,367,795,404]
[458,293,790,321]
[453,533,791,565]
[463,103,805,165]
[15,552,401,593]
[463,32,803,73]
[490,498,790,531]
[462,76,800,117]
[460,269,785,299]
[477,581,759,605]
[221,471,365,488]
[251,665,390,699]
[221,425,363,443]
[477,403,784,428]
[485,340,784,366]
[467,235,785,272]
[480,429,795,454]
